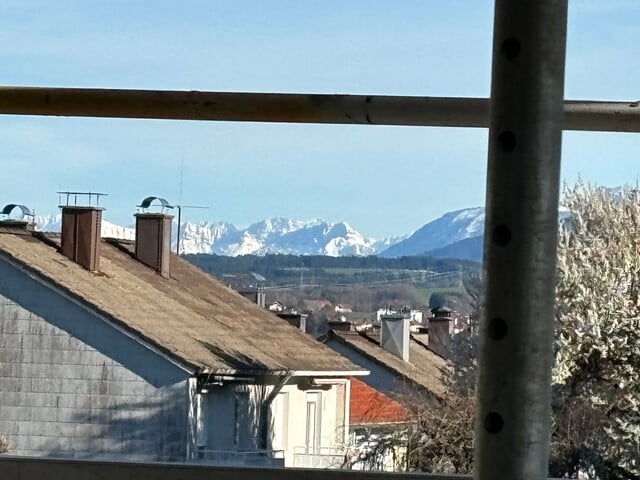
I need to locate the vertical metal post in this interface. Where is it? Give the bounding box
[474,1,568,479]
[177,206,182,255]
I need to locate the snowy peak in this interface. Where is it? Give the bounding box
[209,218,379,256]
[29,208,492,261]
[30,213,384,257]
[33,214,135,240]
[173,220,237,254]
[380,207,485,258]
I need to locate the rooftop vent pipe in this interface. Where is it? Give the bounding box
[0,204,35,231]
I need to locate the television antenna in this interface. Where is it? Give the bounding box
[175,154,209,255]
[175,204,209,256]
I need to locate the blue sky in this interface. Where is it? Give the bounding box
[1,1,639,238]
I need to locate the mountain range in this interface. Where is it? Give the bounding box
[31,207,487,261]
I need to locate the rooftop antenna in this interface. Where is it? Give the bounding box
[175,204,209,256]
[179,151,185,206]
[175,153,209,255]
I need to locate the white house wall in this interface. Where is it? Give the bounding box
[0,257,192,461]
[272,379,349,467]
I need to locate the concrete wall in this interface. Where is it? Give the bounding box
[0,256,192,462]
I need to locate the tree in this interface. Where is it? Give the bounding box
[406,277,480,474]
[408,182,640,478]
[428,292,447,309]
[553,182,640,478]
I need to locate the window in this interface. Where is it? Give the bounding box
[305,392,321,454]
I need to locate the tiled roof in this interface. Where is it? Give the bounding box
[0,232,364,376]
[350,378,411,425]
[326,330,448,398]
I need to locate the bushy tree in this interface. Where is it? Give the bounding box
[408,182,640,478]
[553,182,640,477]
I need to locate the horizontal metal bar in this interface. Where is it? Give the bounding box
[0,86,638,132]
[0,456,459,480]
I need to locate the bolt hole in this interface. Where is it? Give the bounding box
[492,224,512,246]
[488,317,508,340]
[501,38,520,59]
[484,412,504,433]
[497,131,517,152]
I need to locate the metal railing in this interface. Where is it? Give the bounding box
[192,449,285,469]
[292,446,346,469]
[0,87,637,132]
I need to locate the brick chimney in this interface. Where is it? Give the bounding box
[135,213,173,278]
[429,306,452,357]
[380,314,410,362]
[60,206,103,271]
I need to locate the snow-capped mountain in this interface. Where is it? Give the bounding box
[172,220,237,254]
[182,217,380,256]
[380,207,485,258]
[33,214,388,257]
[25,203,591,261]
[34,214,135,240]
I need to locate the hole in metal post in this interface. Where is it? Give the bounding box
[501,38,520,59]
[497,131,517,152]
[492,224,511,246]
[488,317,508,340]
[484,412,504,433]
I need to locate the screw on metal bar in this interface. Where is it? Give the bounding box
[488,317,508,340]
[492,224,512,246]
[484,412,504,434]
[501,38,521,59]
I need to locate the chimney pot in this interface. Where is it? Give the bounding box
[380,314,410,362]
[428,311,452,358]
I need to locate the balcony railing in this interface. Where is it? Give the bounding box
[292,446,346,469]
[192,449,285,469]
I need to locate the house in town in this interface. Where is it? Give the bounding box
[320,313,449,471]
[334,304,353,314]
[344,377,412,471]
[268,301,285,313]
[0,200,367,468]
[322,313,448,404]
[303,299,332,312]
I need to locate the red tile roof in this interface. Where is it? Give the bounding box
[350,378,412,426]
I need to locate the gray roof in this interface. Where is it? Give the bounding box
[324,330,448,398]
[0,232,364,376]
